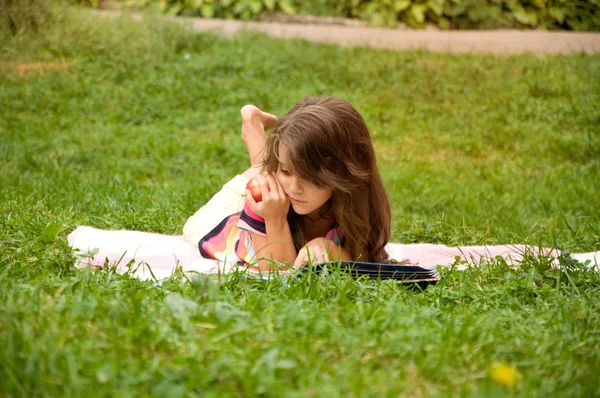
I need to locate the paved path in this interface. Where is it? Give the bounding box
[96,9,600,55]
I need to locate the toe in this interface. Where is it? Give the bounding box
[261,111,278,128]
[240,104,261,122]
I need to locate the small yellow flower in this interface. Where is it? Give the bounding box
[489,362,522,386]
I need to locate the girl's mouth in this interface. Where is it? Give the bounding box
[290,197,307,204]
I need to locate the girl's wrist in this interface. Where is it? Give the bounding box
[264,217,288,230]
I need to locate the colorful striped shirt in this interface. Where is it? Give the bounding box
[198,203,343,271]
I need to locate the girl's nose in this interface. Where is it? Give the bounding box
[289,176,303,194]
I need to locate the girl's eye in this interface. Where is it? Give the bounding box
[280,169,290,175]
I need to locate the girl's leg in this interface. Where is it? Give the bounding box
[183,105,278,245]
[69,104,278,278]
[240,104,277,169]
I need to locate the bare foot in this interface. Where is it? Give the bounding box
[240,105,278,167]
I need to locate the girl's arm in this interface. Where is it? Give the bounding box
[250,221,297,270]
[294,238,352,267]
[245,173,297,270]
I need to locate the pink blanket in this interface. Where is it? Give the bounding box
[68,226,598,281]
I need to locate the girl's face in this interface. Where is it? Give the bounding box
[276,145,333,217]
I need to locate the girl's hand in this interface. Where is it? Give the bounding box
[245,173,290,223]
[293,238,351,267]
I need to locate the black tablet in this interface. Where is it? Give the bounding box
[304,261,440,286]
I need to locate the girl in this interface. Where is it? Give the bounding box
[184,96,395,272]
[69,97,598,279]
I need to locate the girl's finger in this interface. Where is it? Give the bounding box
[305,246,320,264]
[264,172,277,190]
[245,189,256,204]
[273,173,286,197]
[269,173,287,200]
[245,189,259,211]
[265,172,282,199]
[256,174,271,198]
[309,249,324,264]
[256,174,267,190]
[293,251,308,267]
[306,243,329,264]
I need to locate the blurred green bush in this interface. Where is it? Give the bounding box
[125,0,599,31]
[0,0,63,35]
[2,0,599,34]
[310,0,600,31]
[125,0,297,20]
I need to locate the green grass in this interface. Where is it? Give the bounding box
[1,8,599,397]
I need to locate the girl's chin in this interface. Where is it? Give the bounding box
[290,202,314,215]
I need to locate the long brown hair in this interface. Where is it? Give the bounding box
[263,96,391,263]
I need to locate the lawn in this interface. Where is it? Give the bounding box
[1,8,599,397]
